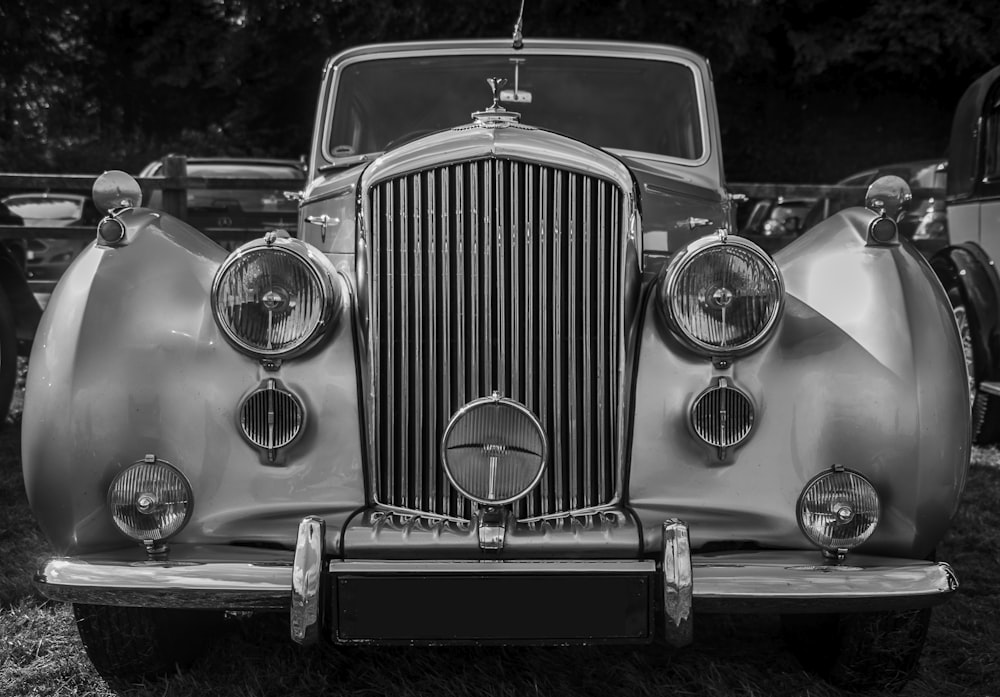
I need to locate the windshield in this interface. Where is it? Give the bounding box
[328,54,704,162]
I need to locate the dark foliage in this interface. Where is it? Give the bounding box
[1,0,999,181]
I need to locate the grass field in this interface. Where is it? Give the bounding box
[2,392,999,696]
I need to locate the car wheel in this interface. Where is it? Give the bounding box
[950,294,1000,444]
[0,287,17,428]
[73,604,223,681]
[781,608,931,692]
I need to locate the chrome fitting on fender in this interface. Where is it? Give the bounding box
[661,518,693,647]
[291,516,325,645]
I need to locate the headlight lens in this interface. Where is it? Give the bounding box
[213,237,339,358]
[108,458,193,542]
[661,235,783,355]
[797,467,879,553]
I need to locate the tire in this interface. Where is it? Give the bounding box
[0,287,17,428]
[950,293,1000,443]
[73,604,223,681]
[781,608,931,692]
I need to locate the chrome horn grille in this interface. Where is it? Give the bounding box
[367,157,627,521]
[690,377,755,458]
[239,378,305,463]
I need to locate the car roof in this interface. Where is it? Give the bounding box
[138,157,304,177]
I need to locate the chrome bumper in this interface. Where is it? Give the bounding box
[35,520,958,647]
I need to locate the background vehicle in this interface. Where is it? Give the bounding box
[139,157,304,246]
[931,65,1000,443]
[804,160,949,256]
[1,192,99,282]
[0,200,25,423]
[736,196,815,254]
[23,39,968,692]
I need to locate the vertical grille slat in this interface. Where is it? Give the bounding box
[370,157,624,520]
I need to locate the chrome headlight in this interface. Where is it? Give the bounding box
[660,234,783,356]
[797,466,879,555]
[108,457,193,543]
[212,234,341,359]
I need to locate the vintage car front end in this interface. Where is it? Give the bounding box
[23,40,967,690]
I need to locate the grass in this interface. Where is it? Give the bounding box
[2,388,999,696]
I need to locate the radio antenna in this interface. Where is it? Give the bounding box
[512,0,525,50]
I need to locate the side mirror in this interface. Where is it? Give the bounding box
[865,175,911,221]
[92,170,142,214]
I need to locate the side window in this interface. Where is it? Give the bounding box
[983,85,1000,182]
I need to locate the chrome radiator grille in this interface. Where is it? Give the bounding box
[368,157,625,521]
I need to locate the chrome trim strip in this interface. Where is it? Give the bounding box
[582,178,593,508]
[291,516,325,645]
[426,170,437,511]
[399,178,410,509]
[661,519,693,647]
[597,184,609,503]
[553,170,564,510]
[329,559,656,574]
[385,182,396,503]
[35,556,292,609]
[692,554,958,613]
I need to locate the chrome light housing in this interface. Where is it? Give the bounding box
[797,466,879,556]
[108,457,193,543]
[660,233,783,356]
[690,377,755,458]
[212,233,342,359]
[441,393,547,506]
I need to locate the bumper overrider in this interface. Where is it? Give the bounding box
[35,518,958,647]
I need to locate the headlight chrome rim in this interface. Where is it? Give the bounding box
[661,234,784,356]
[107,457,193,543]
[797,465,880,555]
[211,235,341,359]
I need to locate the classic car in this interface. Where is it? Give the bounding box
[138,157,305,248]
[1,192,99,282]
[803,160,949,257]
[736,196,815,255]
[931,65,1000,444]
[22,37,968,691]
[0,200,39,425]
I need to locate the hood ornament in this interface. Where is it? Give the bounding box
[471,77,521,129]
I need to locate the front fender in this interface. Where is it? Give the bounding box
[629,209,970,559]
[22,210,366,554]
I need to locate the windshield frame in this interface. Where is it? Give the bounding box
[318,42,711,170]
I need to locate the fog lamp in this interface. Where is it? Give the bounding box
[797,466,879,557]
[108,457,192,543]
[441,393,547,506]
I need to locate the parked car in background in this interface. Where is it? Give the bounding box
[139,157,304,246]
[23,37,968,692]
[0,199,25,422]
[931,64,1000,444]
[1,192,99,281]
[736,196,815,254]
[804,159,949,256]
